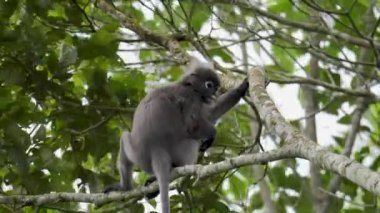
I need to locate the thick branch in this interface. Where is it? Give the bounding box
[247,67,380,196]
[320,100,366,212]
[0,146,298,207]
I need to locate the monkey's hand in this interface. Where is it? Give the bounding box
[199,136,215,152]
[237,78,249,95]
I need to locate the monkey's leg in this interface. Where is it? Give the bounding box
[119,131,133,191]
[103,131,134,193]
[152,149,171,213]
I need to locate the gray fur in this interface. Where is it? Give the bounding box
[104,60,248,213]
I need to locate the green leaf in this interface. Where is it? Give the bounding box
[327,198,344,213]
[333,136,345,147]
[370,155,380,170]
[0,0,18,19]
[0,61,26,86]
[341,179,358,199]
[165,66,183,81]
[208,48,234,63]
[268,0,308,21]
[58,42,77,67]
[249,193,263,209]
[354,146,369,162]
[338,115,351,124]
[33,125,46,142]
[294,186,313,212]
[125,70,146,90]
[344,209,365,213]
[229,174,248,200]
[64,3,83,26]
[175,1,211,32]
[319,69,341,87]
[0,87,14,110]
[362,190,377,213]
[206,39,234,63]
[189,4,210,32]
[77,23,119,59]
[272,46,294,72]
[139,49,154,60]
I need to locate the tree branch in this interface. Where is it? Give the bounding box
[319,100,367,212]
[0,146,298,207]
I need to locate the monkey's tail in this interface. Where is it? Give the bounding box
[151,149,171,213]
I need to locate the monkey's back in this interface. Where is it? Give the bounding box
[130,84,199,172]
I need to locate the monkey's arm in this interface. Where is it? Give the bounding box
[208,79,248,123]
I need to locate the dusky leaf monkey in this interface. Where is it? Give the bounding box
[104,58,249,213]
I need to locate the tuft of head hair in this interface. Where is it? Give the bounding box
[180,58,220,101]
[183,57,219,85]
[185,57,214,73]
[190,67,220,86]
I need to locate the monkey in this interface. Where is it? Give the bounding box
[104,59,249,213]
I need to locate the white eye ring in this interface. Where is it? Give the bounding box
[205,81,214,89]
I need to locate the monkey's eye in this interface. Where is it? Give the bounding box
[205,81,214,89]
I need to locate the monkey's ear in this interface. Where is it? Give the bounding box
[186,57,214,73]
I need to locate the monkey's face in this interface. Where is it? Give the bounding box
[183,68,220,102]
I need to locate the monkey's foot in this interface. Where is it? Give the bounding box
[103,183,123,193]
[144,177,160,199]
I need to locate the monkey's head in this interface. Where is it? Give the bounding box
[181,66,220,103]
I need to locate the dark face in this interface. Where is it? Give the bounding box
[182,67,220,102]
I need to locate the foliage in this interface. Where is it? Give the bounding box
[0,0,379,212]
